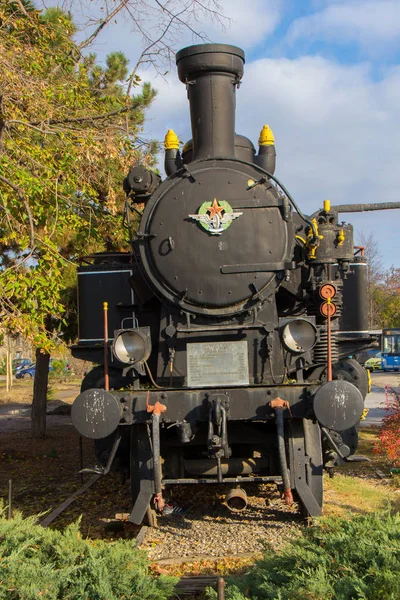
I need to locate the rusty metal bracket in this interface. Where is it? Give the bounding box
[270,397,289,409]
[270,397,293,505]
[146,390,167,416]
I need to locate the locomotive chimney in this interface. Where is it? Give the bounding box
[176,44,245,161]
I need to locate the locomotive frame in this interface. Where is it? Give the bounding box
[70,43,399,525]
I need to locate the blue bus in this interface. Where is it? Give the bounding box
[382,328,400,372]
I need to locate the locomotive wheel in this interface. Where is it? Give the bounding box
[81,366,130,467]
[332,358,368,400]
[307,359,368,401]
[80,365,129,393]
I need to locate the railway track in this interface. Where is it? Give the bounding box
[38,475,228,598]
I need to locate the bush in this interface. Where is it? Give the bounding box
[0,357,6,375]
[375,388,400,467]
[206,512,400,600]
[0,511,177,599]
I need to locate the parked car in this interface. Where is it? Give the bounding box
[355,348,381,366]
[15,363,38,379]
[364,352,382,372]
[15,359,70,379]
[12,358,33,373]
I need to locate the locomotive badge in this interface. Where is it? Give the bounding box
[189,198,243,235]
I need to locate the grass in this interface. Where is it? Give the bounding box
[323,427,400,518]
[0,378,81,405]
[324,474,393,517]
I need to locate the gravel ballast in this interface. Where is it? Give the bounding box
[142,483,301,560]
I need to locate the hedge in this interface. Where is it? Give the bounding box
[206,511,400,600]
[0,510,177,600]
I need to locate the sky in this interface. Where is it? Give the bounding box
[41,0,400,269]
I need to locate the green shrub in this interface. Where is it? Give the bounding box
[0,510,177,599]
[0,357,7,375]
[206,511,400,600]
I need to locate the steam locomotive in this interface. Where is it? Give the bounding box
[71,43,390,525]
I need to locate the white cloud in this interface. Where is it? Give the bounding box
[206,0,282,48]
[286,1,400,53]
[141,53,400,267]
[41,1,400,267]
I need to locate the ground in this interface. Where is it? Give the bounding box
[0,373,399,577]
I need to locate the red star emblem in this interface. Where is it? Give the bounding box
[207,198,224,219]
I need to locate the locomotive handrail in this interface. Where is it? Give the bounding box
[329,201,400,213]
[310,201,400,219]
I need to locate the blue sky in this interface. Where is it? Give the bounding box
[42,0,400,269]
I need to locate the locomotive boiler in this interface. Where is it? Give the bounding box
[70,43,398,525]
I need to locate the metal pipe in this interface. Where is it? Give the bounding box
[103,301,109,391]
[162,476,282,485]
[220,405,229,458]
[274,407,293,504]
[183,457,269,476]
[327,301,332,382]
[225,487,248,511]
[152,412,162,497]
[331,202,400,213]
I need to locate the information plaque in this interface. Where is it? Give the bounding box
[187,341,249,388]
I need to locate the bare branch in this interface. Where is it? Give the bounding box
[28,101,144,127]
[126,7,182,95]
[78,0,131,50]
[8,0,29,17]
[0,95,5,155]
[8,120,60,135]
[0,175,35,249]
[154,0,210,41]
[0,248,35,276]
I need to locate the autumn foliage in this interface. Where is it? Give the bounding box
[375,387,400,467]
[0,3,156,350]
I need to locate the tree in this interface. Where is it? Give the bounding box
[0,3,157,437]
[374,267,400,328]
[357,232,384,329]
[0,0,225,437]
[357,232,400,329]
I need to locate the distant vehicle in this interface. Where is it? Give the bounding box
[364,352,382,372]
[355,347,381,366]
[12,358,33,373]
[15,359,70,379]
[382,328,400,372]
[15,364,38,379]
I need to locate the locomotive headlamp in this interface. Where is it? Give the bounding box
[112,328,151,365]
[282,319,317,354]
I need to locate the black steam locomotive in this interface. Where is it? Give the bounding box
[71,43,391,525]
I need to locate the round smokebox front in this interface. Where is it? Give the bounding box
[138,161,292,315]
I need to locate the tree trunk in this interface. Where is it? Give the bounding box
[8,335,13,389]
[6,338,11,394]
[31,349,50,439]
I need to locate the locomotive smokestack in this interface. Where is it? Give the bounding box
[176,44,245,161]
